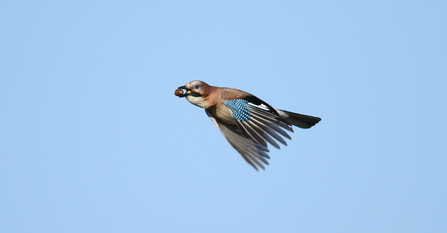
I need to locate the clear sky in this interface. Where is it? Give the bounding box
[1,1,446,232]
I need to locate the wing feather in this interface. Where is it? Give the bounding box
[206,109,270,170]
[247,104,293,132]
[247,114,287,148]
[249,110,292,140]
[239,120,281,149]
[235,120,268,147]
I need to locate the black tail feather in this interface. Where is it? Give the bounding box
[280,110,321,129]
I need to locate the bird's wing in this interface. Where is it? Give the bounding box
[222,95,293,150]
[206,109,270,170]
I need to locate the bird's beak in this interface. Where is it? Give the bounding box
[177,86,191,98]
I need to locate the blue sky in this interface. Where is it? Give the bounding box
[1,1,446,232]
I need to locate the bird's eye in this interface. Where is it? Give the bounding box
[194,84,200,89]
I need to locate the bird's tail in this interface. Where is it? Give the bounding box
[279,109,321,129]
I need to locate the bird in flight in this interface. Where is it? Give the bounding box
[175,80,321,170]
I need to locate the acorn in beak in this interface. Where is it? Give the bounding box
[174,86,191,98]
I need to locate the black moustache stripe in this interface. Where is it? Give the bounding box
[190,91,202,97]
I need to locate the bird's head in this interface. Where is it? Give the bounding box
[175,80,210,108]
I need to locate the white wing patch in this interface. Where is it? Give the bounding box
[247,102,270,111]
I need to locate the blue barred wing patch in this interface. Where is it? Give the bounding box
[224,99,250,121]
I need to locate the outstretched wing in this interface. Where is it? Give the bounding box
[206,109,270,170]
[204,95,296,170]
[223,96,294,150]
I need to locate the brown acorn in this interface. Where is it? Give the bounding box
[174,88,184,97]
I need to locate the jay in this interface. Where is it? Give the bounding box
[175,80,321,170]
